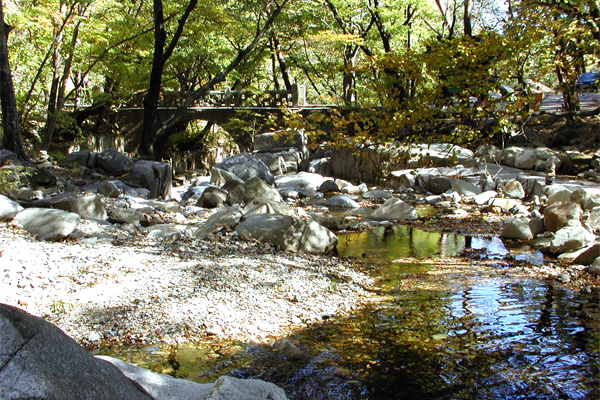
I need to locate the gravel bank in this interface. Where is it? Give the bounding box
[0,222,374,349]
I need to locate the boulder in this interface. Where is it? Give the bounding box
[254,150,302,175]
[211,167,244,187]
[425,177,452,194]
[368,197,419,221]
[513,148,536,170]
[323,194,360,209]
[0,149,18,165]
[473,190,497,205]
[589,258,600,276]
[450,179,482,197]
[227,177,281,206]
[101,356,288,400]
[334,179,363,194]
[214,152,274,184]
[272,338,306,361]
[571,187,600,210]
[235,213,337,254]
[502,180,526,199]
[573,243,600,265]
[543,202,582,232]
[109,207,147,225]
[198,192,225,209]
[254,130,307,154]
[64,150,92,167]
[501,217,534,240]
[488,198,523,213]
[195,205,244,238]
[124,160,172,199]
[95,149,135,176]
[275,172,326,191]
[587,206,600,232]
[546,185,572,204]
[319,179,339,193]
[363,189,393,200]
[549,222,596,254]
[12,208,80,241]
[0,194,23,221]
[0,304,153,400]
[143,224,183,241]
[98,180,122,198]
[54,194,108,220]
[244,200,293,217]
[31,167,57,187]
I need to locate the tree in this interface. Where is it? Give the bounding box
[0,0,27,160]
[139,0,199,159]
[140,0,288,160]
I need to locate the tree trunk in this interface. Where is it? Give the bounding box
[0,0,27,160]
[342,45,358,105]
[140,0,198,159]
[43,4,85,150]
[464,0,473,37]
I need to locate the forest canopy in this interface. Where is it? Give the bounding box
[1,0,599,160]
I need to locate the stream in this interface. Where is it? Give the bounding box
[95,226,600,399]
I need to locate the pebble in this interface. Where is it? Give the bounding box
[0,221,374,348]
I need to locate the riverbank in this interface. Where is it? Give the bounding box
[0,220,375,350]
[3,200,598,355]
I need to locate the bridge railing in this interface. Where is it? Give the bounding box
[149,84,307,108]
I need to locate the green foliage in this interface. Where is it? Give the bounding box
[3,0,599,154]
[0,169,20,196]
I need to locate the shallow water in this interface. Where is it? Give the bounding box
[95,227,600,399]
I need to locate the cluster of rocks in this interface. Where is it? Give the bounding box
[0,145,422,255]
[386,159,600,277]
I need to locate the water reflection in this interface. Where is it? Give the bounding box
[337,226,466,260]
[94,227,599,399]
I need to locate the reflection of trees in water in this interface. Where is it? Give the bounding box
[338,225,466,260]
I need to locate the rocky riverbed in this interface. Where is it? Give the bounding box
[1,141,600,356]
[0,218,375,350]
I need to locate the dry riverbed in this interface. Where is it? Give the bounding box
[0,221,375,350]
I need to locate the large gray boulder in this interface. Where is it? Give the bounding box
[95,149,135,176]
[543,202,582,232]
[513,148,536,170]
[571,187,600,210]
[501,180,526,199]
[573,243,600,265]
[214,152,274,184]
[323,194,360,209]
[0,194,23,221]
[550,222,596,254]
[100,356,288,400]
[109,206,147,225]
[227,177,281,206]
[254,130,306,153]
[0,304,153,400]
[275,172,326,191]
[195,205,244,238]
[210,167,244,187]
[235,213,338,254]
[501,217,534,240]
[0,149,17,165]
[12,208,80,241]
[368,197,419,221]
[124,160,172,199]
[54,194,108,220]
